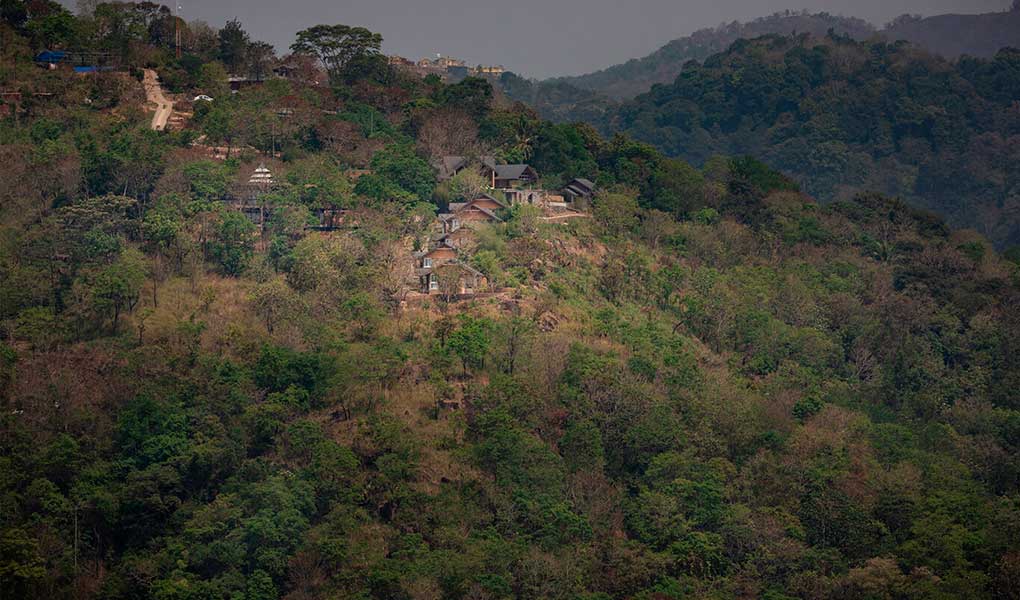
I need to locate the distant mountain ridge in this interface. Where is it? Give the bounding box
[882,9,1020,61]
[499,7,1020,124]
[602,34,1020,248]
[552,11,876,100]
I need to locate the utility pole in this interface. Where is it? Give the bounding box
[174,3,182,60]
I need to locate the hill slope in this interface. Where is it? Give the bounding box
[603,34,1020,248]
[882,9,1020,60]
[555,11,876,100]
[502,7,1020,125]
[4,5,1020,600]
[499,11,877,123]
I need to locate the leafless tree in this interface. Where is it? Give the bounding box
[318,120,361,156]
[416,109,479,161]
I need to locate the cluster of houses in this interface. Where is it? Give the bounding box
[227,155,595,300]
[387,55,506,82]
[414,155,595,298]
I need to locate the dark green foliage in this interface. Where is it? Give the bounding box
[1,12,1019,600]
[209,210,256,275]
[355,143,435,203]
[291,23,383,86]
[116,394,190,468]
[253,345,336,400]
[446,315,492,372]
[793,395,825,421]
[218,19,250,73]
[434,76,493,118]
[605,35,1020,248]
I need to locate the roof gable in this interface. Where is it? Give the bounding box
[467,192,507,208]
[491,164,536,180]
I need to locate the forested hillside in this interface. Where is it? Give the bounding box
[604,34,1020,249]
[546,7,1020,103]
[882,6,1020,60]
[552,11,876,100]
[499,12,876,123]
[502,7,1020,125]
[4,3,1020,600]
[495,72,612,125]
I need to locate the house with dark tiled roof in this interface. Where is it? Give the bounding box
[434,155,475,181]
[438,193,507,233]
[484,163,538,189]
[562,178,596,201]
[435,155,538,190]
[415,239,458,270]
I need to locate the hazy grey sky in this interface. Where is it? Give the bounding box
[82,0,1013,78]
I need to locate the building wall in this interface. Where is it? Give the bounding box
[426,247,457,264]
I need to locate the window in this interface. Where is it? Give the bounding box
[423,257,432,268]
[429,279,439,291]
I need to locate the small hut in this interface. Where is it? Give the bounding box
[248,163,274,187]
[241,164,275,225]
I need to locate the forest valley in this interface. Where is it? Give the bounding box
[2,3,1020,600]
[499,12,1020,250]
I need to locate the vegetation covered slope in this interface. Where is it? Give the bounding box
[4,3,1020,600]
[881,6,1020,60]
[604,34,1020,249]
[502,7,1020,125]
[553,11,876,100]
[498,11,876,123]
[495,72,612,125]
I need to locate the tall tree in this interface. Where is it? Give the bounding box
[217,18,248,74]
[290,24,381,86]
[245,40,275,81]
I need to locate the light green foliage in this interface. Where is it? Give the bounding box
[278,156,353,210]
[593,192,641,237]
[210,209,256,275]
[183,160,234,204]
[88,246,148,330]
[355,144,436,203]
[447,315,492,372]
[1,15,1019,600]
[249,277,303,333]
[197,61,229,97]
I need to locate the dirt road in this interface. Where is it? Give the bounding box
[142,69,172,131]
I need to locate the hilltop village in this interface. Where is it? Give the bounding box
[387,55,506,82]
[20,43,594,303]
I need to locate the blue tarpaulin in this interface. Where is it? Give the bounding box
[35,50,68,63]
[73,66,115,74]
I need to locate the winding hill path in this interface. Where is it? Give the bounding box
[142,68,172,131]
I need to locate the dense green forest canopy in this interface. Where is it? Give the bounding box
[602,33,1020,250]
[3,3,1020,600]
[500,6,1020,121]
[499,11,881,123]
[549,11,877,101]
